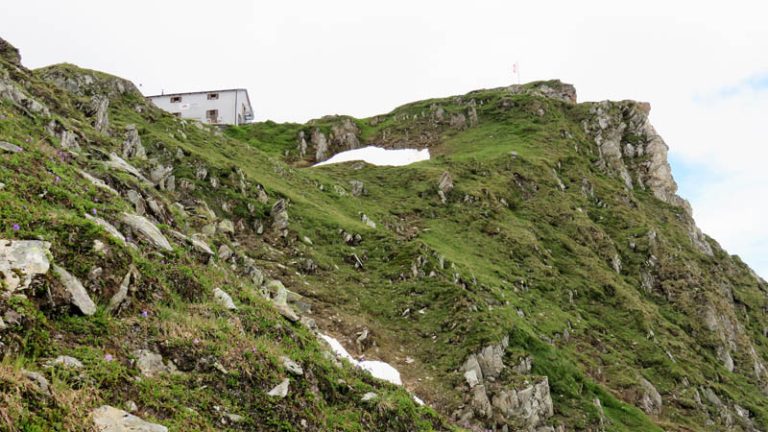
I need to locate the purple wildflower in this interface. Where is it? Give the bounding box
[193,338,200,345]
[12,224,20,232]
[140,310,148,318]
[91,208,98,216]
[104,354,113,362]
[54,176,61,184]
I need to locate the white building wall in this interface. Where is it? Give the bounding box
[148,89,252,125]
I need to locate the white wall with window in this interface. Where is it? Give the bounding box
[147,89,254,125]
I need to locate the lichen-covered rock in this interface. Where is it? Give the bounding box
[638,377,663,415]
[120,213,172,251]
[122,124,146,160]
[132,349,178,377]
[271,199,289,235]
[0,240,51,291]
[213,287,237,310]
[92,405,168,432]
[52,265,97,315]
[311,128,328,161]
[267,378,290,398]
[90,95,110,134]
[85,213,126,244]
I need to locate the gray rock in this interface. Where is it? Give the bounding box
[361,213,376,229]
[330,118,360,150]
[297,131,308,157]
[311,128,328,161]
[507,80,577,104]
[149,164,173,186]
[132,349,178,377]
[489,377,554,429]
[60,129,81,152]
[349,180,365,197]
[125,190,147,215]
[79,170,119,195]
[85,213,126,244]
[107,266,137,312]
[91,95,110,134]
[104,153,150,183]
[271,199,289,234]
[267,378,290,398]
[92,405,168,432]
[52,265,97,316]
[476,343,505,380]
[0,240,51,292]
[218,244,233,260]
[22,370,50,395]
[213,287,237,310]
[0,141,23,153]
[361,392,378,402]
[281,356,304,376]
[122,125,147,160]
[638,377,663,415]
[120,213,172,251]
[217,219,235,235]
[46,355,84,369]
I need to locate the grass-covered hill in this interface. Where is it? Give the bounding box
[1,36,767,431]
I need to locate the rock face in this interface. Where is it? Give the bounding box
[583,100,714,256]
[311,128,328,162]
[91,95,110,134]
[437,171,454,203]
[120,213,173,251]
[92,405,168,432]
[0,240,51,291]
[122,124,147,160]
[638,377,663,415]
[0,141,23,153]
[52,265,97,315]
[457,337,554,431]
[271,199,289,235]
[330,118,360,150]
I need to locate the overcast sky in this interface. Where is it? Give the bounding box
[2,0,766,277]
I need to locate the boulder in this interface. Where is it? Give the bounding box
[213,287,237,310]
[267,378,290,398]
[349,180,365,197]
[271,199,289,234]
[120,213,173,251]
[217,219,235,235]
[0,240,51,291]
[489,377,554,428]
[52,265,97,315]
[104,153,150,183]
[22,370,50,395]
[92,405,168,432]
[281,356,304,376]
[46,355,84,369]
[638,377,663,415]
[132,349,178,377]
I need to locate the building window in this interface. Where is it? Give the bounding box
[172,112,182,117]
[207,93,219,100]
[206,109,219,123]
[170,96,182,103]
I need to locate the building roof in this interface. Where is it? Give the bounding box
[145,88,247,98]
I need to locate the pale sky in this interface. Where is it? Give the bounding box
[2,0,766,277]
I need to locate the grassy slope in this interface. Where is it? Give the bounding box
[1,46,766,432]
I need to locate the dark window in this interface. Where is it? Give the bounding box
[207,93,219,100]
[206,109,219,123]
[170,96,182,103]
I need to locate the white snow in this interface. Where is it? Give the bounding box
[313,146,430,167]
[358,360,402,386]
[320,333,402,385]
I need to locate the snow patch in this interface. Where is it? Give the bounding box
[321,333,426,396]
[313,146,430,167]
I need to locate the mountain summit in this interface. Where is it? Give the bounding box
[1,37,766,431]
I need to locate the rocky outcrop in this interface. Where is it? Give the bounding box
[213,287,237,310]
[271,199,289,236]
[438,172,454,204]
[311,128,328,162]
[330,118,361,150]
[85,213,126,244]
[90,95,110,134]
[457,337,554,431]
[122,125,147,160]
[0,37,21,66]
[507,80,577,104]
[0,240,51,291]
[92,405,168,432]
